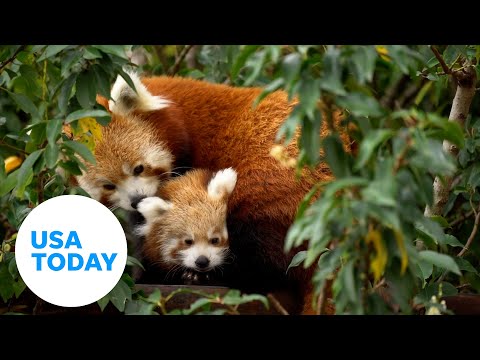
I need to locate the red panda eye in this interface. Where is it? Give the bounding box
[184,239,194,246]
[210,238,219,245]
[134,165,144,176]
[103,184,116,191]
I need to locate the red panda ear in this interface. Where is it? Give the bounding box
[96,94,111,113]
[207,168,237,200]
[137,197,173,223]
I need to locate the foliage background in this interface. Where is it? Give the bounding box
[1,45,479,315]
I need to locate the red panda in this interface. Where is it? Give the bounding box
[79,72,346,313]
[134,168,236,285]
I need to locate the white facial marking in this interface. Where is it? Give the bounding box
[143,144,173,170]
[180,244,226,271]
[207,167,237,200]
[111,176,162,210]
[109,71,171,115]
[122,163,131,175]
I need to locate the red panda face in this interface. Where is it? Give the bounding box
[76,115,174,211]
[136,168,237,274]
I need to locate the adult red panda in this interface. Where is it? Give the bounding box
[78,72,346,313]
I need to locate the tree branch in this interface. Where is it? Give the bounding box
[424,53,477,218]
[316,282,328,315]
[0,45,26,74]
[458,203,480,257]
[430,45,451,75]
[267,293,289,315]
[168,45,194,76]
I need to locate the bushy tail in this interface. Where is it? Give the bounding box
[108,70,170,115]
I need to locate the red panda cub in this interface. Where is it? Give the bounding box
[134,168,237,285]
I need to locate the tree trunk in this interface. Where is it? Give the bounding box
[424,61,477,218]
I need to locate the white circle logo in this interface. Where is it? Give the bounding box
[15,195,127,307]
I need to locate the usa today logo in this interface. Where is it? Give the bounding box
[15,195,127,307]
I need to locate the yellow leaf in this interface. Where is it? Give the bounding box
[375,46,390,62]
[365,228,388,282]
[4,155,22,174]
[71,117,103,152]
[78,117,103,141]
[394,230,408,275]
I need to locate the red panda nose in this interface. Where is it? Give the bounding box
[195,256,210,269]
[131,195,147,209]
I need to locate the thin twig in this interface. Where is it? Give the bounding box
[168,45,194,76]
[0,142,27,154]
[372,278,386,292]
[449,209,475,228]
[36,170,45,204]
[316,283,327,315]
[267,293,289,315]
[430,46,451,75]
[0,45,26,74]
[458,203,480,257]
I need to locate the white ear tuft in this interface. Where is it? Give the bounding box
[207,168,237,200]
[137,197,173,223]
[108,70,170,115]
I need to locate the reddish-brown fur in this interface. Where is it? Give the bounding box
[96,76,346,314]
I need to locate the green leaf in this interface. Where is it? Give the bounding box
[415,217,446,246]
[9,92,38,118]
[282,53,302,85]
[8,257,19,279]
[118,68,137,94]
[429,215,450,228]
[45,143,59,169]
[254,78,285,107]
[286,251,307,273]
[126,256,145,271]
[83,46,103,60]
[0,170,19,196]
[92,45,127,59]
[454,258,478,274]
[46,119,63,145]
[37,45,69,62]
[349,46,377,84]
[298,78,321,119]
[61,50,83,77]
[124,299,158,315]
[12,277,26,298]
[419,251,461,275]
[323,134,349,178]
[58,160,82,176]
[183,298,213,315]
[107,279,132,312]
[320,46,345,95]
[443,235,464,248]
[231,45,260,80]
[93,65,112,100]
[63,140,96,165]
[65,109,110,124]
[417,259,433,280]
[301,111,321,165]
[58,73,77,115]
[0,264,15,302]
[337,93,383,118]
[76,71,96,109]
[16,150,43,189]
[342,260,357,303]
[354,129,394,170]
[97,296,110,311]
